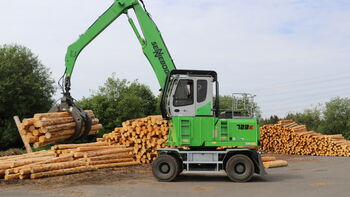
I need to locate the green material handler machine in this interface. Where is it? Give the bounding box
[53,0,266,182]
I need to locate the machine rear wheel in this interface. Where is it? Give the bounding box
[152,155,179,182]
[176,158,183,175]
[225,154,254,182]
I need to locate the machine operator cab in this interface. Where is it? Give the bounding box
[161,69,256,120]
[161,70,219,119]
[160,70,259,148]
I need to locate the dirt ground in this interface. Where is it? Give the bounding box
[1,154,349,197]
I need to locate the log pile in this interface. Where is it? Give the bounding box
[0,142,138,180]
[19,110,102,148]
[260,120,350,156]
[97,115,170,164]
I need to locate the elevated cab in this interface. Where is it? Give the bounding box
[162,70,259,148]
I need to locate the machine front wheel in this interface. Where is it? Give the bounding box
[176,157,183,175]
[225,154,254,182]
[152,154,179,182]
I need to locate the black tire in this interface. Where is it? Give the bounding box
[152,154,179,182]
[176,158,183,175]
[225,154,254,182]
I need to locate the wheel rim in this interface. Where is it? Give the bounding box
[159,162,170,174]
[234,163,246,174]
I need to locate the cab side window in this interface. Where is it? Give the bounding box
[173,79,194,106]
[197,80,207,103]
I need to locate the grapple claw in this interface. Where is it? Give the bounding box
[49,93,91,140]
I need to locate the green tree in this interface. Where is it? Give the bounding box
[154,94,162,115]
[218,95,261,119]
[319,97,350,139]
[260,115,280,125]
[219,95,234,111]
[285,105,322,131]
[78,74,157,133]
[0,44,55,150]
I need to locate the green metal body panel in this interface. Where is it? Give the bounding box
[195,102,212,116]
[64,0,176,89]
[167,117,259,147]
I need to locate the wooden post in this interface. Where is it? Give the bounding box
[13,116,33,153]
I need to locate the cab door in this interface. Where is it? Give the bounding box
[195,77,213,116]
[169,78,195,117]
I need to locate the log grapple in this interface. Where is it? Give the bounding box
[49,77,91,140]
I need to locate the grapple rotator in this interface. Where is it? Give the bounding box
[49,77,91,140]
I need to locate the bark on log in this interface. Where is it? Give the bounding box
[87,158,133,165]
[34,117,74,127]
[30,160,87,174]
[0,150,54,161]
[263,160,288,168]
[45,129,75,139]
[13,116,33,153]
[15,154,74,174]
[83,147,133,158]
[33,135,72,148]
[30,166,96,179]
[10,156,54,168]
[4,173,20,180]
[41,122,77,133]
[261,156,277,162]
[52,142,108,150]
[75,145,126,152]
[93,161,139,169]
[34,112,71,120]
[0,164,12,170]
[86,153,131,162]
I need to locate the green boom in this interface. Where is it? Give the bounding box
[64,0,176,88]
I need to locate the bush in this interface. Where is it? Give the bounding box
[319,97,350,139]
[78,74,157,134]
[0,44,55,150]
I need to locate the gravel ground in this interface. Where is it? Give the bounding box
[1,154,349,197]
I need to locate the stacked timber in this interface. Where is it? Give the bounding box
[97,115,169,164]
[260,120,350,156]
[0,142,138,180]
[19,110,102,148]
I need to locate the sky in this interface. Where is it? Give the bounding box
[1,0,349,118]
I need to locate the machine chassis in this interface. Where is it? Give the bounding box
[153,148,266,182]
